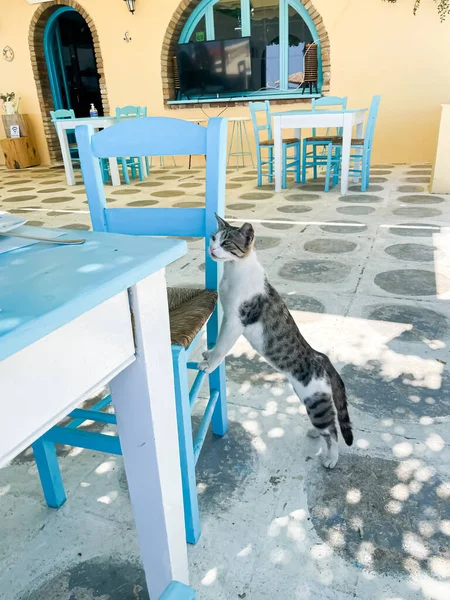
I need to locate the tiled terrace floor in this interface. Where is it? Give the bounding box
[0,160,449,600]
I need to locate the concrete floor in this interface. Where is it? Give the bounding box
[0,160,449,600]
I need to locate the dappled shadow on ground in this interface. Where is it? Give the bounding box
[306,454,450,578]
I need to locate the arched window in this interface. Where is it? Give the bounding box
[176,0,322,102]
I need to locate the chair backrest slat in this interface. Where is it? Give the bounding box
[88,117,208,158]
[50,109,76,120]
[115,105,146,120]
[105,207,205,237]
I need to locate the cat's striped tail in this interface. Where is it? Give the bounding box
[328,365,353,446]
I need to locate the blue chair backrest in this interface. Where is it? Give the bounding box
[249,101,272,144]
[75,117,227,292]
[115,105,147,120]
[51,109,77,143]
[363,94,381,153]
[311,96,348,136]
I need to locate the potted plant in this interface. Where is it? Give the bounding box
[0,92,19,115]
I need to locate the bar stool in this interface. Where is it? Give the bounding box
[227,117,254,169]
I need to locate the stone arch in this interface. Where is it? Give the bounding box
[161,0,331,107]
[28,0,109,163]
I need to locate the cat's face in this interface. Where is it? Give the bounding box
[208,214,255,262]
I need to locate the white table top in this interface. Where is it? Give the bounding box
[0,229,186,362]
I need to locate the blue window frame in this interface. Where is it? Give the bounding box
[173,0,322,103]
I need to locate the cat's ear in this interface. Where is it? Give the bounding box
[215,213,229,230]
[240,222,254,245]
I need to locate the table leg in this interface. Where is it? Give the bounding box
[109,158,121,186]
[110,270,189,598]
[139,156,147,178]
[340,114,353,195]
[57,125,75,186]
[274,116,282,193]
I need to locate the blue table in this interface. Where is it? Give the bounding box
[0,230,195,598]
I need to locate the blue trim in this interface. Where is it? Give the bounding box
[179,0,323,97]
[43,5,76,110]
[168,91,320,105]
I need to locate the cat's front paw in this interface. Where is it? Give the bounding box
[202,349,213,361]
[198,360,213,374]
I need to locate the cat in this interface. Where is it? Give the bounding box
[198,215,353,468]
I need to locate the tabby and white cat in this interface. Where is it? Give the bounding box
[198,215,353,468]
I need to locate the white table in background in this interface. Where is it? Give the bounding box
[53,116,120,186]
[0,229,189,599]
[272,108,367,194]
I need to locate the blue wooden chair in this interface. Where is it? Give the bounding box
[301,96,348,190]
[100,105,148,184]
[316,95,382,192]
[50,109,80,169]
[31,117,229,546]
[249,101,300,188]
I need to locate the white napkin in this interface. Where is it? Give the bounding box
[0,226,66,257]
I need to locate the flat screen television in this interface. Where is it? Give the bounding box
[177,38,253,98]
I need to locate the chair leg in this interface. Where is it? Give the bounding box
[145,157,150,175]
[302,142,308,184]
[206,319,228,437]
[256,147,263,187]
[172,346,201,544]
[32,438,66,508]
[324,145,333,193]
[295,142,301,183]
[119,158,130,185]
[268,147,274,183]
[282,144,287,189]
[312,145,318,180]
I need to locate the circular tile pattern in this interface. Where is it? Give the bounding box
[61,223,90,230]
[286,193,321,202]
[296,183,324,192]
[136,181,164,187]
[173,201,203,208]
[39,180,64,185]
[304,238,357,254]
[279,259,351,283]
[367,304,448,343]
[307,454,450,576]
[262,218,294,230]
[41,196,76,203]
[406,170,432,176]
[348,184,384,192]
[338,194,382,204]
[179,182,202,188]
[393,206,442,218]
[240,192,273,200]
[228,202,256,211]
[374,269,444,295]
[343,360,450,419]
[226,183,243,190]
[127,200,159,207]
[281,294,325,313]
[6,179,33,185]
[320,220,367,234]
[26,221,44,227]
[47,211,68,216]
[3,195,38,202]
[156,175,180,181]
[370,177,388,183]
[369,170,391,175]
[37,188,67,193]
[110,189,141,195]
[7,187,34,192]
[72,188,88,194]
[277,204,313,214]
[404,177,430,183]
[372,164,394,168]
[337,205,376,216]
[397,185,425,193]
[255,236,281,250]
[384,243,436,262]
[151,190,185,198]
[388,223,439,238]
[409,164,431,169]
[398,194,444,204]
[231,176,255,182]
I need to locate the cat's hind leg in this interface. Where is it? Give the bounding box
[291,378,339,469]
